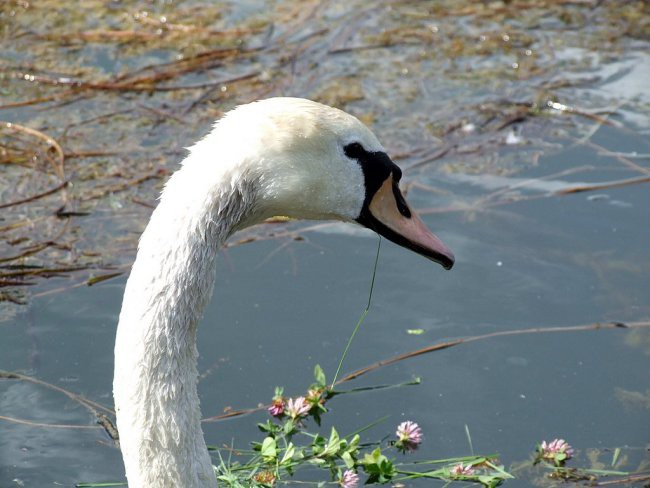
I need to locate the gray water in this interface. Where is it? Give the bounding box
[1,1,649,486]
[2,125,649,485]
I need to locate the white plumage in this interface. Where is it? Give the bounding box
[113,98,453,487]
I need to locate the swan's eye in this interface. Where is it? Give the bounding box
[343,142,366,159]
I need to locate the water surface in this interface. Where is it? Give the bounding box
[1,1,649,486]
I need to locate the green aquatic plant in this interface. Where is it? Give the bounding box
[206,364,511,488]
[535,438,574,467]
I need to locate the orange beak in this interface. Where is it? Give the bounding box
[360,176,454,270]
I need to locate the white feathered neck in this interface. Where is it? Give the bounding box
[113,98,383,487]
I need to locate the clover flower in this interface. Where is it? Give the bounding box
[395,421,423,452]
[451,463,475,476]
[268,397,285,417]
[307,387,325,404]
[253,470,276,485]
[538,438,574,465]
[285,396,310,419]
[340,469,359,488]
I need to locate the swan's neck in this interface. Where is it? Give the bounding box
[113,152,257,487]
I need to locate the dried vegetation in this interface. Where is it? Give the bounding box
[1,0,649,304]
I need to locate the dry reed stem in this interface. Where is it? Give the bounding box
[1,121,65,180]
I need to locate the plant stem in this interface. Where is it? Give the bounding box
[330,237,381,387]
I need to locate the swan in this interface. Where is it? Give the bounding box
[113,97,454,487]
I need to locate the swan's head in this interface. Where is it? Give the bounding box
[199,97,454,269]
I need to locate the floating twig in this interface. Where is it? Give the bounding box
[335,321,650,384]
[0,279,35,287]
[86,272,124,286]
[0,292,27,304]
[0,92,68,110]
[0,243,59,264]
[134,16,263,38]
[64,150,123,159]
[0,414,103,430]
[0,180,69,210]
[555,175,650,195]
[592,474,650,486]
[582,139,650,176]
[1,121,65,179]
[182,71,262,115]
[0,370,114,417]
[201,320,650,421]
[0,265,89,280]
[97,413,120,444]
[39,29,160,42]
[79,170,166,201]
[402,145,455,172]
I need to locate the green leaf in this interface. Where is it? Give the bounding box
[348,434,360,448]
[311,434,326,456]
[360,447,395,483]
[283,419,296,436]
[320,427,341,457]
[341,451,355,469]
[612,447,621,467]
[478,475,502,488]
[314,364,327,387]
[328,427,340,444]
[293,448,305,461]
[257,420,279,434]
[465,424,474,455]
[406,328,425,335]
[280,442,295,465]
[361,447,382,466]
[312,407,323,427]
[261,437,277,461]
